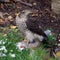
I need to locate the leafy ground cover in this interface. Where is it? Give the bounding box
[0,27,58,60]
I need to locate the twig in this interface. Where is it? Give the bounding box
[0,0,33,7]
[19,0,33,7]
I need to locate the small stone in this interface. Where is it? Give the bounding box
[33,3,37,5]
[8,16,13,19]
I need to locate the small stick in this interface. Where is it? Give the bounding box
[19,0,33,7]
[0,0,33,7]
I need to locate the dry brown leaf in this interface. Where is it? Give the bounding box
[10,25,17,29]
[3,34,7,36]
[56,51,60,57]
[32,13,38,16]
[8,16,13,19]
[0,18,4,23]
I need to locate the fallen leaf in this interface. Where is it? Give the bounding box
[8,16,13,19]
[0,18,4,23]
[3,34,7,36]
[56,51,60,57]
[32,13,38,16]
[10,25,17,29]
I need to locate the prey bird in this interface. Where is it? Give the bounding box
[15,10,50,47]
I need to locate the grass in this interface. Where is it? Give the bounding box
[0,27,58,60]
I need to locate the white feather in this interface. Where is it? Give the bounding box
[25,30,35,42]
[34,34,44,41]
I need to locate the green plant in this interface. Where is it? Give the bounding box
[0,28,57,60]
[48,34,56,45]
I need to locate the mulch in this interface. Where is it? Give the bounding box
[0,0,60,37]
